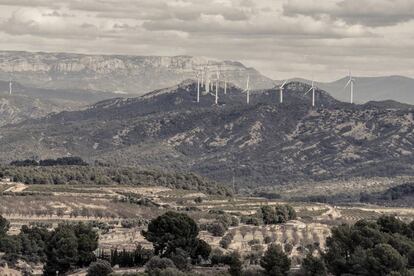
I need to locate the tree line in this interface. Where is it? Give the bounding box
[0,165,231,196]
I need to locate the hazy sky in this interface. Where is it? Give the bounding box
[0,0,414,81]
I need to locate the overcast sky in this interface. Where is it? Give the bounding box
[0,0,413,81]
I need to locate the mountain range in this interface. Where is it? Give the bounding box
[0,80,125,126]
[288,75,414,105]
[1,80,413,187]
[0,51,274,95]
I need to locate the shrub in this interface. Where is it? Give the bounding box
[208,222,227,237]
[220,232,235,249]
[145,256,176,275]
[87,260,113,276]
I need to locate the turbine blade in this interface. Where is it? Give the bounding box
[344,79,351,89]
[304,87,312,95]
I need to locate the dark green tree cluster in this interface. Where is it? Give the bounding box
[10,157,88,167]
[258,205,297,225]
[142,212,211,271]
[0,218,50,264]
[0,165,231,196]
[100,246,153,267]
[260,243,291,276]
[323,216,414,275]
[0,216,98,275]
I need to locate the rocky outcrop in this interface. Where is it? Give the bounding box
[0,51,275,94]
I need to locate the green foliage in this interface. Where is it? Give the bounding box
[208,222,227,237]
[10,157,88,167]
[0,215,10,236]
[260,243,291,276]
[43,223,98,275]
[324,216,414,276]
[145,256,176,276]
[1,165,231,196]
[220,232,235,249]
[87,260,113,276]
[107,246,153,267]
[258,205,296,225]
[142,211,210,263]
[228,251,243,276]
[301,254,327,276]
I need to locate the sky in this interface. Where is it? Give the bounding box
[0,0,414,82]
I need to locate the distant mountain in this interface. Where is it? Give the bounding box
[0,80,125,126]
[0,51,275,95]
[1,80,414,187]
[293,76,414,105]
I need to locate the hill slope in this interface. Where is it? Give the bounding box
[0,81,413,187]
[0,80,126,126]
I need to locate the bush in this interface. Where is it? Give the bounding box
[208,222,227,237]
[145,256,176,276]
[87,260,113,276]
[248,239,261,246]
[220,232,235,249]
[264,236,273,244]
[228,251,243,276]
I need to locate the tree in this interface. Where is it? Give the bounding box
[324,217,414,276]
[0,215,10,236]
[228,251,243,276]
[260,244,291,276]
[142,211,204,261]
[43,223,98,275]
[44,225,79,275]
[87,260,113,276]
[367,244,407,275]
[301,254,327,276]
[74,223,99,267]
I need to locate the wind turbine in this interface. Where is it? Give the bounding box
[195,71,200,103]
[9,79,12,95]
[344,71,355,104]
[205,68,210,93]
[215,68,220,105]
[243,75,250,104]
[277,80,287,103]
[304,80,316,107]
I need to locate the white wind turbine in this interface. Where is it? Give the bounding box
[304,80,317,107]
[215,68,220,104]
[344,71,356,104]
[195,71,200,103]
[242,75,250,104]
[277,80,288,103]
[9,79,12,95]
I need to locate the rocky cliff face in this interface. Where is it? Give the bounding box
[0,51,275,94]
[1,80,413,187]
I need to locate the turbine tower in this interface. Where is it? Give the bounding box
[9,79,12,95]
[344,71,355,104]
[278,80,287,103]
[196,71,200,103]
[243,75,250,104]
[224,76,227,95]
[304,80,316,107]
[215,68,220,105]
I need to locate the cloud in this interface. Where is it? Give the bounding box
[284,0,414,27]
[0,0,413,81]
